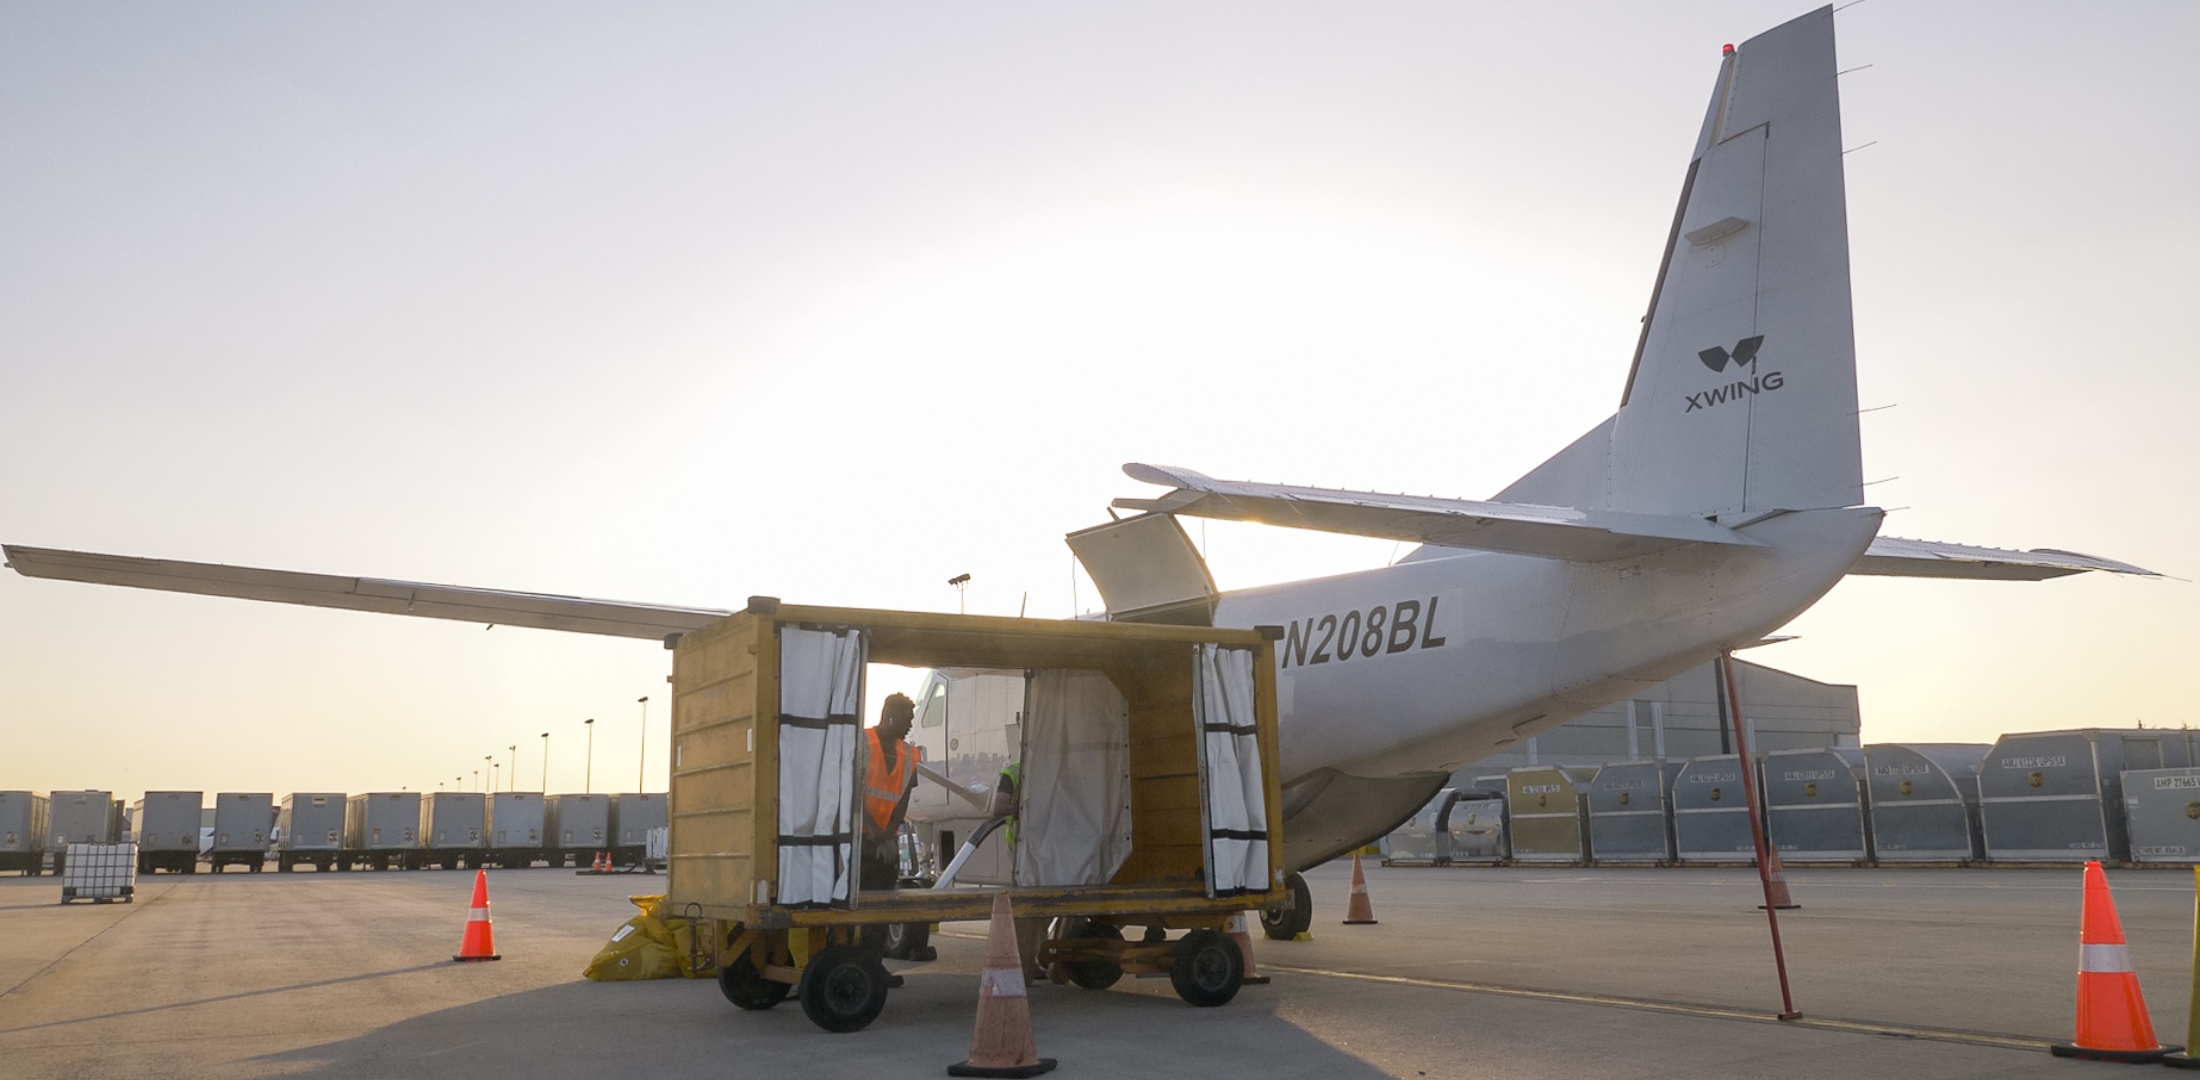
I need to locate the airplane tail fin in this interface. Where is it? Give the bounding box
[1512,7,1864,519]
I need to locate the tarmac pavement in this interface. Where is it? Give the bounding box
[1,860,2191,1078]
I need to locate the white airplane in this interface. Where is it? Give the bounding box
[0,7,2158,933]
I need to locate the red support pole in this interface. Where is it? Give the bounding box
[1720,650,1801,1020]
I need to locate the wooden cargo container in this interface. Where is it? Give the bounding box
[668,598,1285,1032]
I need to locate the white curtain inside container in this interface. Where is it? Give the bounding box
[775,626,865,907]
[1195,643,1267,897]
[1014,669,1132,887]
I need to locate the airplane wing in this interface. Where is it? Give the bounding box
[1,544,732,640]
[1850,536,2160,581]
[1113,463,1762,562]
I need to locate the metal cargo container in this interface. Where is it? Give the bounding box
[1384,790,1457,866]
[0,792,49,875]
[130,791,203,873]
[487,792,546,867]
[1506,766,1591,864]
[210,792,274,872]
[1448,791,1509,863]
[544,794,609,867]
[1863,744,1986,863]
[1672,756,1760,863]
[418,793,487,869]
[1979,729,2183,862]
[344,792,421,869]
[2122,768,2200,864]
[609,793,667,867]
[276,793,346,871]
[1586,761,1676,864]
[1762,748,1869,863]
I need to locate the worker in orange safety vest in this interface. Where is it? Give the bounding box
[859,692,917,891]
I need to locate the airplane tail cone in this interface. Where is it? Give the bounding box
[2050,862,2177,1063]
[452,869,501,962]
[948,893,1056,1078]
[1225,912,1270,985]
[1342,853,1378,925]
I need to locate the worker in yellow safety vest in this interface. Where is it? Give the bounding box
[989,759,1046,982]
[860,692,918,891]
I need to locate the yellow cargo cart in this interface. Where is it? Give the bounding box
[667,599,1286,1032]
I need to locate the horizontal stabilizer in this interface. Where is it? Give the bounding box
[1114,464,1761,563]
[1852,536,2160,581]
[1,544,731,639]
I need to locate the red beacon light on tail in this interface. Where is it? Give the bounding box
[1722,43,1735,56]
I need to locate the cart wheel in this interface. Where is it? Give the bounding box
[797,945,890,1033]
[717,950,790,1011]
[1058,919,1124,991]
[1260,871,1312,940]
[1169,930,1243,1008]
[881,921,932,961]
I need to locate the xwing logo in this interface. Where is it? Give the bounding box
[1697,335,1764,373]
[1684,334,1784,413]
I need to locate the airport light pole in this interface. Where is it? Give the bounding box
[540,732,550,792]
[508,745,517,791]
[637,696,649,793]
[584,718,595,794]
[492,762,500,792]
[484,755,493,793]
[948,573,971,614]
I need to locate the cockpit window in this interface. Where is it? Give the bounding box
[918,681,948,728]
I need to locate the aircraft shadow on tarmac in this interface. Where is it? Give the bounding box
[241,970,1396,1080]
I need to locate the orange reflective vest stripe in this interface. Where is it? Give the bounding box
[864,729,912,832]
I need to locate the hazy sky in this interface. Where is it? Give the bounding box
[3,3,2194,801]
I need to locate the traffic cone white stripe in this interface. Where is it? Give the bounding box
[981,967,1028,997]
[2080,943,2133,973]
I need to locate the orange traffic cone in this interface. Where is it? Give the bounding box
[1225,912,1270,985]
[452,868,501,962]
[948,893,1056,1078]
[1757,845,1799,911]
[2050,861,2177,1062]
[1342,853,1377,925]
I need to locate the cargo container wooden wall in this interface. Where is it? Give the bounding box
[669,613,765,920]
[1108,649,1205,885]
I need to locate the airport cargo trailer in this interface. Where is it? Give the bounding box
[276,793,346,871]
[1864,744,1987,864]
[610,793,666,867]
[1978,729,2183,863]
[1506,767,1593,864]
[1671,756,1761,864]
[1762,748,1870,864]
[2121,767,2200,865]
[419,793,486,869]
[487,792,546,867]
[210,792,275,872]
[544,794,609,868]
[1446,790,1509,864]
[1586,760,1678,865]
[130,791,203,874]
[1384,790,1459,866]
[46,790,117,875]
[344,792,421,870]
[0,792,49,875]
[669,599,1286,1032]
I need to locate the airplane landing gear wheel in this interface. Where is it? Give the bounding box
[1260,871,1312,940]
[797,945,890,1033]
[1169,929,1244,1007]
[882,920,933,961]
[1057,918,1124,990]
[718,950,789,1011]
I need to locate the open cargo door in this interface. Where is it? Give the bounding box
[775,626,866,908]
[1066,514,1218,625]
[1195,643,1269,898]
